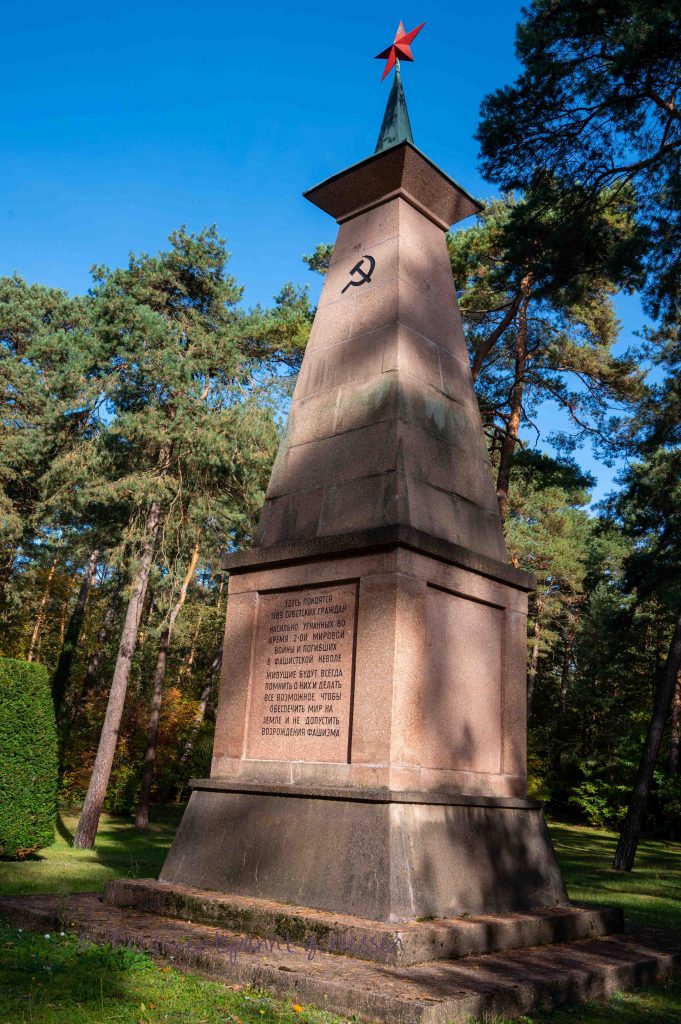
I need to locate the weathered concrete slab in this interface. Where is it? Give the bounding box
[105,877,623,966]
[1,893,679,1024]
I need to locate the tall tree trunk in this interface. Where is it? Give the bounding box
[134,542,200,829]
[27,553,59,661]
[0,548,14,587]
[68,582,122,724]
[560,620,577,715]
[495,276,531,522]
[59,600,68,645]
[471,295,521,382]
[182,646,222,759]
[59,583,123,772]
[176,645,223,803]
[0,553,10,609]
[527,596,543,717]
[670,669,681,775]
[51,548,100,717]
[137,592,157,650]
[180,605,205,681]
[612,612,681,871]
[73,501,162,849]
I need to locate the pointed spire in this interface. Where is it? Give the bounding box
[375,61,413,154]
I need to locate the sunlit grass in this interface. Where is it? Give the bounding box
[0,806,182,898]
[549,821,681,932]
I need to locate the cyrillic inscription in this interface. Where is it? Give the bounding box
[246,583,357,762]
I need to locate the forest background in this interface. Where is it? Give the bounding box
[1,0,679,865]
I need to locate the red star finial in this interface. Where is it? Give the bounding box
[375,21,426,81]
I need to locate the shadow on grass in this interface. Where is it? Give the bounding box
[549,821,681,934]
[0,926,157,1021]
[0,805,186,899]
[66,804,185,879]
[56,812,73,845]
[0,922,332,1024]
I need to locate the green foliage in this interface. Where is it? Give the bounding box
[241,283,314,408]
[0,657,58,858]
[614,447,681,608]
[506,451,594,588]
[569,761,623,829]
[477,0,681,320]
[506,452,595,688]
[528,566,677,829]
[0,277,96,555]
[70,225,282,553]
[653,772,681,841]
[303,243,333,276]
[503,446,681,835]
[448,194,644,464]
[0,227,313,814]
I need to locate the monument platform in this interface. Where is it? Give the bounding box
[1,892,678,1023]
[104,877,624,965]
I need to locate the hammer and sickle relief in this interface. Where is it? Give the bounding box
[341,254,376,293]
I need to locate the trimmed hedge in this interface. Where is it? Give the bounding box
[0,658,58,859]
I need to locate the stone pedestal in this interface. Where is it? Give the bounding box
[139,140,570,922]
[160,784,566,921]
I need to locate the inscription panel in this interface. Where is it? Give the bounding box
[246,583,357,763]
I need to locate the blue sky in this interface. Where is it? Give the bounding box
[2,0,647,501]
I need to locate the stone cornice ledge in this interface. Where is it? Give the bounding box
[221,525,536,592]
[189,778,541,810]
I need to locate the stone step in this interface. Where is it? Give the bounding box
[105,877,624,966]
[1,892,679,1024]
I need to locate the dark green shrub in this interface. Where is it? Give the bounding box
[0,658,58,858]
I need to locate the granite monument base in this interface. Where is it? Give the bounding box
[155,782,568,921]
[105,875,623,967]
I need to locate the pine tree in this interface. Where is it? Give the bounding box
[504,451,595,714]
[0,276,98,606]
[73,226,288,847]
[477,0,680,320]
[134,539,200,829]
[610,446,681,869]
[448,195,643,517]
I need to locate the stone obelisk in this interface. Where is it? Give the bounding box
[154,56,568,921]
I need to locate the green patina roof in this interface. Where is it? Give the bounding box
[375,61,413,154]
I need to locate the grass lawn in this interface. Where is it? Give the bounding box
[0,809,679,1024]
[551,822,681,934]
[0,807,184,898]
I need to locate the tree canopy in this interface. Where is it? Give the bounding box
[477,0,681,320]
